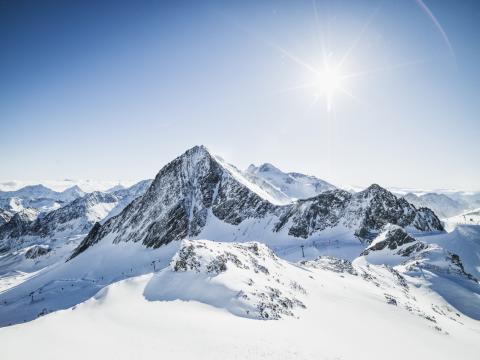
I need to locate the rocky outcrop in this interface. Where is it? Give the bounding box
[361,225,417,255]
[25,245,51,259]
[145,239,307,320]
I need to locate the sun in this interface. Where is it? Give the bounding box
[315,65,344,112]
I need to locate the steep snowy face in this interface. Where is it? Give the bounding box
[0,192,118,252]
[71,147,444,260]
[245,163,336,200]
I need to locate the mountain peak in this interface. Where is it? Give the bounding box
[23,184,51,191]
[62,185,84,194]
[246,163,283,174]
[185,144,211,156]
[258,163,282,173]
[362,183,390,196]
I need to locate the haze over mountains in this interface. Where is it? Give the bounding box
[0,145,479,359]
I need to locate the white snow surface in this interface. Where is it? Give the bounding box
[443,208,480,231]
[0,238,479,359]
[246,163,336,201]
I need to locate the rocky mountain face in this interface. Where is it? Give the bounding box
[0,192,118,253]
[0,178,154,256]
[0,209,14,226]
[71,146,443,259]
[245,163,336,200]
[70,146,276,258]
[274,184,443,240]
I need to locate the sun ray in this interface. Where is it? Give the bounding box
[337,3,383,71]
[340,59,427,80]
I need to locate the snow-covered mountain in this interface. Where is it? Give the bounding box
[403,192,467,219]
[105,179,153,220]
[0,184,86,203]
[0,179,139,193]
[360,224,480,319]
[0,180,152,249]
[0,209,13,226]
[0,191,118,254]
[0,180,152,276]
[245,162,336,200]
[70,146,442,260]
[0,184,87,216]
[0,145,478,360]
[106,184,126,193]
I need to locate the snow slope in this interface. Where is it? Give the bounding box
[0,239,479,359]
[246,163,336,200]
[443,208,480,231]
[403,192,467,218]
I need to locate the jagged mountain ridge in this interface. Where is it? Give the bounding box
[0,184,87,216]
[0,180,153,254]
[0,184,86,202]
[71,146,443,259]
[0,192,118,253]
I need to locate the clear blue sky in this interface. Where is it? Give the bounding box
[0,0,479,191]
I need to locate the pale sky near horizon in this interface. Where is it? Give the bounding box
[1,0,479,191]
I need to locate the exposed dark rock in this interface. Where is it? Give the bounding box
[301,256,358,276]
[25,245,51,259]
[361,226,416,255]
